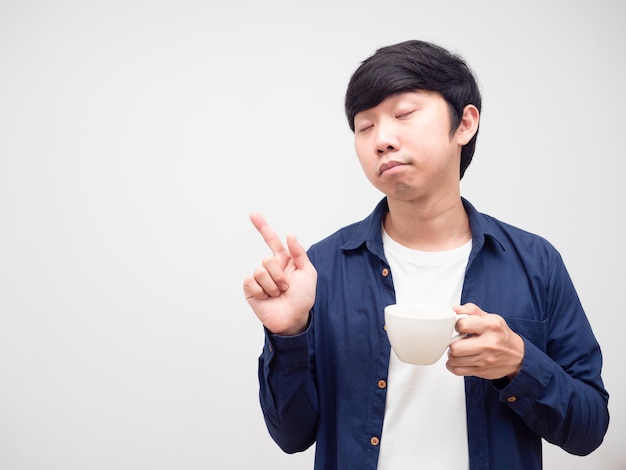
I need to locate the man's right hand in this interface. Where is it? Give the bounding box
[243,213,317,336]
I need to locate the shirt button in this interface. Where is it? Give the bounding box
[370,436,380,446]
[377,379,387,389]
[507,396,517,403]
[381,268,389,277]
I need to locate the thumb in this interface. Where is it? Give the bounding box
[286,234,313,271]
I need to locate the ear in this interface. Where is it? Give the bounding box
[455,104,480,146]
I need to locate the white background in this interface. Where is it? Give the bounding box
[1,1,624,468]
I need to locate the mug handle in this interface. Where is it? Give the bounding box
[449,314,470,345]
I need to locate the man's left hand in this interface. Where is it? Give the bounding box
[447,303,524,380]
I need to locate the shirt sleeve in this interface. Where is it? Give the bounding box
[258,324,319,454]
[494,251,609,455]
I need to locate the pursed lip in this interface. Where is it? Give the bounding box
[379,160,407,175]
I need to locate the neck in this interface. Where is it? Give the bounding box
[384,193,471,251]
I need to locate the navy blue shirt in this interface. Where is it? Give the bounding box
[258,198,609,469]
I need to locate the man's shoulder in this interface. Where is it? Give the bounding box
[473,208,560,261]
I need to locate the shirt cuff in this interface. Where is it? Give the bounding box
[263,322,312,369]
[493,337,554,413]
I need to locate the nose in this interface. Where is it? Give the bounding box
[377,144,396,155]
[375,121,399,155]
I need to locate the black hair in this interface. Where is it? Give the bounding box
[345,40,482,178]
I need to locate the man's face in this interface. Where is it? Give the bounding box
[353,90,467,203]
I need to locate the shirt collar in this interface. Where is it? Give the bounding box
[461,197,506,255]
[340,197,506,255]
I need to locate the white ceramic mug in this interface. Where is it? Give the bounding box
[384,304,468,365]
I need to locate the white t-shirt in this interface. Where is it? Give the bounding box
[377,227,471,470]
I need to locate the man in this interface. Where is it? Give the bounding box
[243,40,609,469]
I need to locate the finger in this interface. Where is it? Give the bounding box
[452,303,479,335]
[446,350,479,376]
[446,362,480,377]
[252,265,284,297]
[454,311,493,339]
[453,303,485,316]
[448,333,479,357]
[249,212,287,258]
[286,234,313,271]
[261,256,290,292]
[242,276,269,300]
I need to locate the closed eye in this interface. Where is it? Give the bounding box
[396,109,416,119]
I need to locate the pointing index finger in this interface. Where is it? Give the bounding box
[249,212,287,256]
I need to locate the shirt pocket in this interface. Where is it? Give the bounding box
[504,317,548,352]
